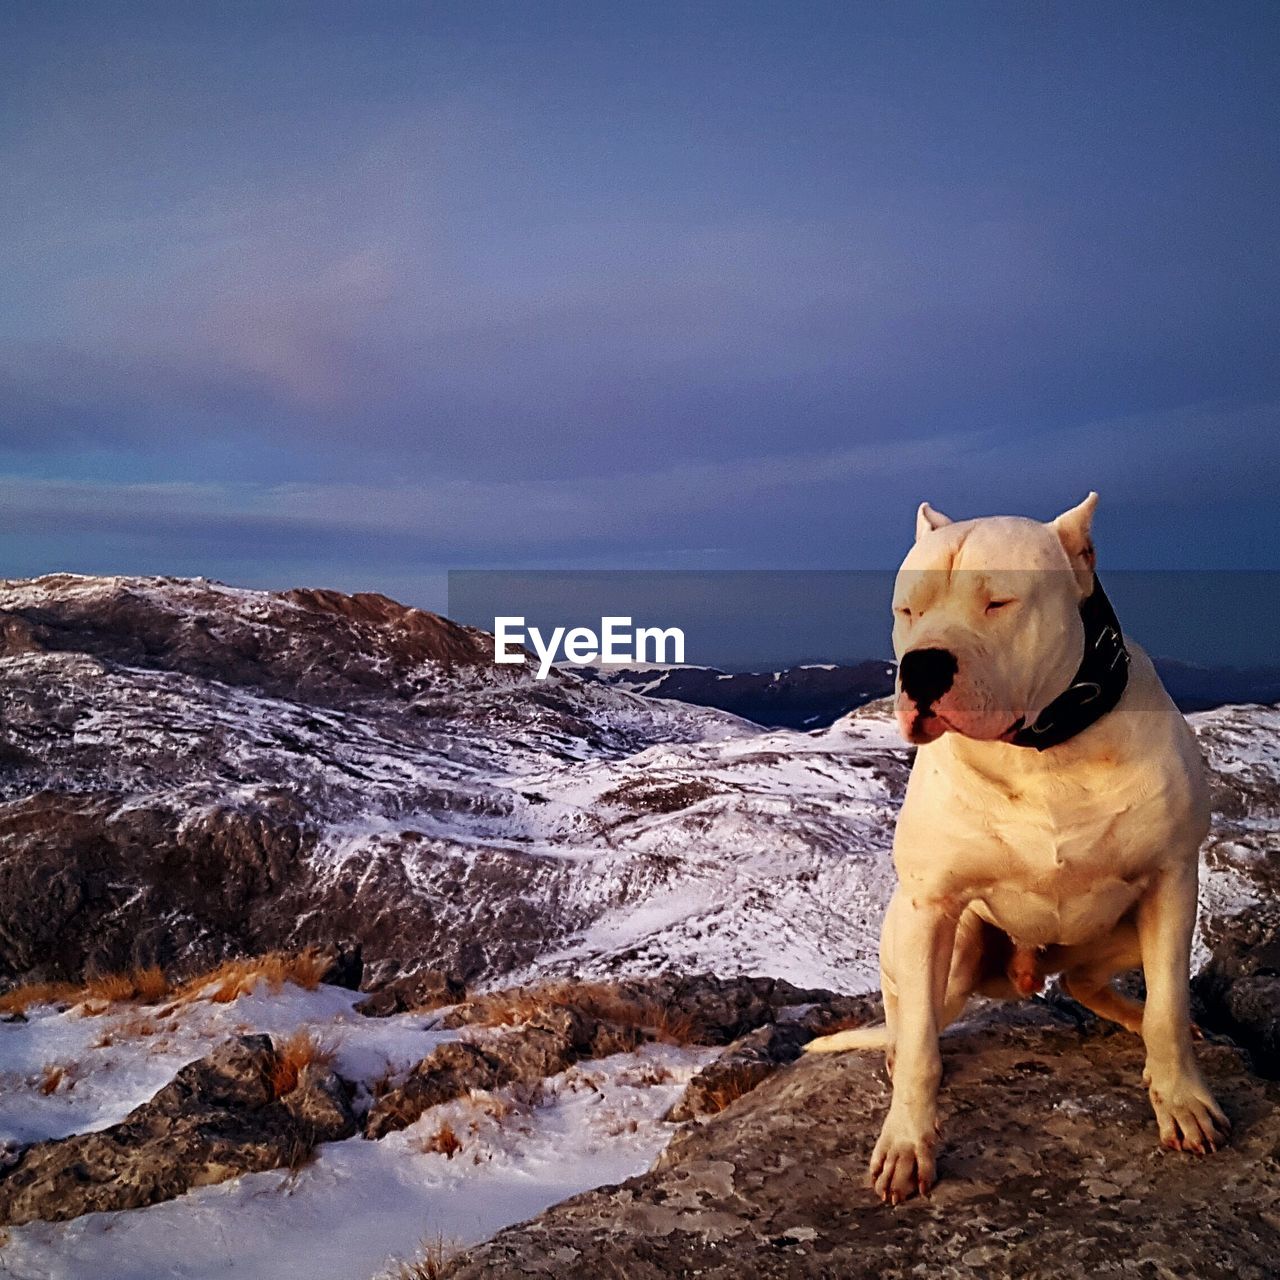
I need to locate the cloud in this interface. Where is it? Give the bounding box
[0,64,1119,474]
[2,400,1275,572]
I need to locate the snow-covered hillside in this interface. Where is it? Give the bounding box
[0,573,903,994]
[0,573,1273,997]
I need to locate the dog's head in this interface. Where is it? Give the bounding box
[892,493,1099,745]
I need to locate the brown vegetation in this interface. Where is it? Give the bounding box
[0,981,81,1016]
[465,1090,516,1126]
[650,1006,700,1045]
[37,1065,66,1096]
[382,1233,456,1280]
[178,948,331,1005]
[0,949,333,1018]
[268,1029,336,1098]
[699,1066,763,1115]
[369,1067,400,1100]
[626,1062,674,1087]
[598,777,720,814]
[458,980,705,1045]
[420,1120,463,1160]
[117,1016,158,1038]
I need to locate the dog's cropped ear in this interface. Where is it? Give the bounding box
[915,502,953,541]
[1051,492,1099,593]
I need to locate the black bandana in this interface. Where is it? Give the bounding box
[1006,577,1130,751]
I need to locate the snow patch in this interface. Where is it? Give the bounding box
[1,1042,716,1280]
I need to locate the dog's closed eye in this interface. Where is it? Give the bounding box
[985,599,1014,613]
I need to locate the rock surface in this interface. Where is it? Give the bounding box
[665,999,877,1123]
[0,1034,356,1226]
[441,1003,1280,1279]
[1192,702,1280,1075]
[353,968,467,1017]
[440,974,875,1047]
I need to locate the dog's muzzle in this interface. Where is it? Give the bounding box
[898,647,958,710]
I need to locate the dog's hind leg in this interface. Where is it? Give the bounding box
[1059,916,1144,1034]
[1061,974,1145,1034]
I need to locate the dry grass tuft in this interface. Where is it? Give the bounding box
[177,947,330,1006]
[459,980,704,1045]
[284,948,332,991]
[369,1066,399,1100]
[382,1233,456,1280]
[419,1120,463,1160]
[82,965,173,1010]
[82,972,137,1004]
[0,981,81,1016]
[281,1130,320,1177]
[651,1006,701,1046]
[269,1028,336,1098]
[37,1064,66,1095]
[700,1066,763,1115]
[1,949,330,1020]
[132,965,171,1003]
[453,984,556,1028]
[1,965,175,1017]
[206,955,289,1004]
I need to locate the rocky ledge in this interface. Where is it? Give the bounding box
[0,1035,356,1227]
[442,1002,1280,1280]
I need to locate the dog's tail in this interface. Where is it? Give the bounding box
[803,1023,889,1054]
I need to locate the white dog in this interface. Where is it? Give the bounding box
[807,494,1228,1204]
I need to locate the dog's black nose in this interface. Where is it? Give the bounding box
[898,647,958,708]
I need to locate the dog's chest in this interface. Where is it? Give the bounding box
[953,774,1180,947]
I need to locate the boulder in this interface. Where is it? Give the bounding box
[441,974,874,1047]
[365,1008,600,1138]
[667,996,881,1122]
[0,1035,356,1226]
[314,940,364,992]
[440,1004,1280,1278]
[355,969,466,1017]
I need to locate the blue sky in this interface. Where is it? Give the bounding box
[2,1,1279,609]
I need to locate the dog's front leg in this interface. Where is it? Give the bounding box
[870,889,957,1204]
[1136,864,1230,1153]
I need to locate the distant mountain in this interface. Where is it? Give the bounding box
[579,656,1280,728]
[575,660,896,729]
[0,574,904,994]
[1149,657,1280,713]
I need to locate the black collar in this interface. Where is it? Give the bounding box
[1006,576,1130,751]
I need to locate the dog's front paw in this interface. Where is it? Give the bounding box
[1145,1067,1231,1154]
[869,1106,939,1204]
